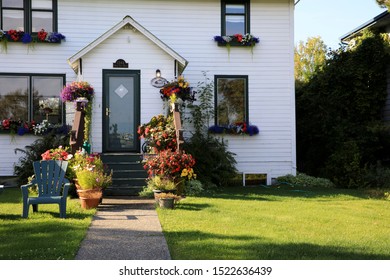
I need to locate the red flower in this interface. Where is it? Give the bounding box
[234,34,243,42]
[37,29,48,41]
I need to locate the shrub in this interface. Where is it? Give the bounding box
[276,173,336,188]
[184,72,237,187]
[184,179,204,196]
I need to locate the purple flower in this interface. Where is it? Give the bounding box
[21,33,32,44]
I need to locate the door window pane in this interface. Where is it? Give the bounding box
[0,76,29,120]
[216,77,247,126]
[32,76,63,124]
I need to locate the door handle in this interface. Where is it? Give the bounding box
[106,108,110,116]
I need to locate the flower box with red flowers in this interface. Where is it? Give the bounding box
[214,33,259,47]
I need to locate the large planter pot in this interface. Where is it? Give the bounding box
[76,188,103,209]
[158,197,175,209]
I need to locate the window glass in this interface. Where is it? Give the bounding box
[216,77,247,126]
[31,0,52,9]
[2,0,24,8]
[32,76,63,123]
[226,4,245,14]
[32,11,53,32]
[0,76,29,120]
[2,10,24,31]
[226,15,245,35]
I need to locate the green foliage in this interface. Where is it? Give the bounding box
[294,36,327,83]
[147,176,177,191]
[296,32,390,188]
[184,72,237,187]
[184,179,204,196]
[276,173,336,188]
[13,131,70,185]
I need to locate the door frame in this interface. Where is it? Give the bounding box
[102,69,141,153]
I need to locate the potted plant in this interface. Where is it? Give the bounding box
[155,192,180,209]
[70,151,112,209]
[146,176,177,201]
[143,149,196,195]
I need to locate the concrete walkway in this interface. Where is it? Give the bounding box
[75,196,171,260]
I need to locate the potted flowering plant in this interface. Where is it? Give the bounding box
[159,76,195,103]
[41,146,73,161]
[143,149,196,195]
[70,150,112,209]
[138,114,177,153]
[60,81,94,102]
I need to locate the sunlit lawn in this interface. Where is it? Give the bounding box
[0,188,95,260]
[158,186,390,260]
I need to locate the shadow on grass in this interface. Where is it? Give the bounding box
[165,230,390,260]
[200,185,371,201]
[175,202,213,211]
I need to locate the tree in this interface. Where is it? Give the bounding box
[296,32,390,188]
[376,0,390,9]
[294,36,327,83]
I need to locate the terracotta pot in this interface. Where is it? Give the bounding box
[76,188,103,209]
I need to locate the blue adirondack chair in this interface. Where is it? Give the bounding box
[21,160,70,218]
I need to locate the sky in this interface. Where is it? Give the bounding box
[294,0,386,50]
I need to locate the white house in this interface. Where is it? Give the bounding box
[0,0,296,189]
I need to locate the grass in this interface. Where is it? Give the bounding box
[0,187,96,260]
[157,185,390,260]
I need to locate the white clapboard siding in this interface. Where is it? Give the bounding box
[0,0,296,180]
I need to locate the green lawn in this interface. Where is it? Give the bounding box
[157,186,390,260]
[0,188,95,260]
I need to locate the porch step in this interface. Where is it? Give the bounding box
[100,153,148,196]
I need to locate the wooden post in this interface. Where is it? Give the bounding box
[70,100,87,154]
[171,102,184,151]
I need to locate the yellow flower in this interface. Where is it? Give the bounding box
[181,168,188,177]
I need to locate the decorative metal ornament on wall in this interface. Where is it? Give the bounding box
[151,77,168,88]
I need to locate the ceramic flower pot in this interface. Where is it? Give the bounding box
[158,197,175,209]
[76,186,103,209]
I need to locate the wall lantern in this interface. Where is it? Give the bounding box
[151,69,168,88]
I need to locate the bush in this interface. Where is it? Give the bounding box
[276,173,336,188]
[183,135,237,187]
[296,32,390,188]
[184,179,204,196]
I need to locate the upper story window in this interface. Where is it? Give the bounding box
[221,0,250,36]
[0,0,57,33]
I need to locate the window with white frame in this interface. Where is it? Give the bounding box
[0,74,65,124]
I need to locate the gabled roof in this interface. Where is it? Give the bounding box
[340,10,390,43]
[67,16,188,73]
